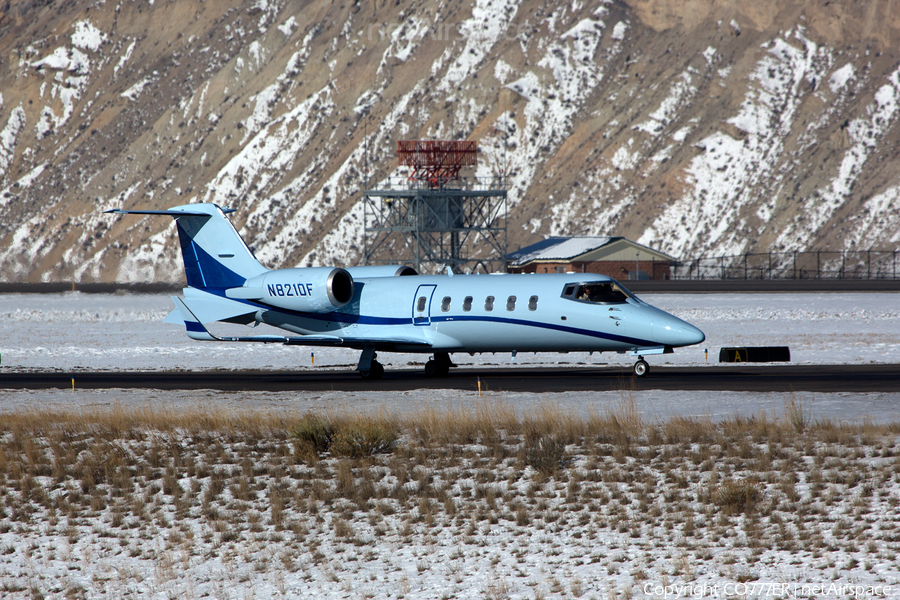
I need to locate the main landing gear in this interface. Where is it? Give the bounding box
[424,352,454,377]
[358,348,384,380]
[357,351,456,379]
[633,357,650,377]
[360,358,384,380]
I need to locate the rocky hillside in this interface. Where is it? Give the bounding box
[1,0,899,282]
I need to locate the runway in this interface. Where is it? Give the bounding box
[4,364,899,393]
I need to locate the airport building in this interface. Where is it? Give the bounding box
[506,237,675,280]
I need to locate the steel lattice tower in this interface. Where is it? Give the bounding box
[363,140,508,274]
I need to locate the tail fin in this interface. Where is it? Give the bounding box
[106,204,267,289]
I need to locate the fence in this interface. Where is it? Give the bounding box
[672,250,900,280]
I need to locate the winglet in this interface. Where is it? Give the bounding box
[172,297,220,341]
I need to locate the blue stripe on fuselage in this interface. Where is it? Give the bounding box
[427,314,651,346]
[195,288,657,347]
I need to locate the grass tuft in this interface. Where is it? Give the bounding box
[330,420,398,458]
[524,435,566,475]
[785,396,810,434]
[292,414,335,458]
[713,479,762,514]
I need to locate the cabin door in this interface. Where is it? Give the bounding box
[412,284,437,326]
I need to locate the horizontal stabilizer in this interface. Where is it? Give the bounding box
[164,309,184,325]
[105,207,234,216]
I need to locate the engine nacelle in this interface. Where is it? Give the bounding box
[344,265,417,278]
[226,267,354,313]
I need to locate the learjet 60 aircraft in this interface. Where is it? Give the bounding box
[106,204,705,378]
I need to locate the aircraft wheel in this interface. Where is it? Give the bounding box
[361,360,384,380]
[433,352,453,376]
[424,359,438,377]
[633,359,649,377]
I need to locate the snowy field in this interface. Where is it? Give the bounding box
[2,292,900,599]
[1,291,900,421]
[3,396,900,600]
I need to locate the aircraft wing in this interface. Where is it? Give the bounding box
[171,298,432,348]
[283,337,432,348]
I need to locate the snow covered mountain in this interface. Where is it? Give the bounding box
[1,0,899,282]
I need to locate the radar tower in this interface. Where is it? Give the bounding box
[363,140,508,273]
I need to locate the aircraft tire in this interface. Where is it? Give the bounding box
[633,359,649,377]
[424,359,437,377]
[361,360,384,380]
[434,352,453,376]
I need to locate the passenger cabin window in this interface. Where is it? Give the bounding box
[506,296,516,311]
[528,295,538,311]
[417,296,427,312]
[484,296,495,311]
[441,296,451,312]
[562,281,635,304]
[463,296,473,312]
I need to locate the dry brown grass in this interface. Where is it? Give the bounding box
[2,397,900,570]
[4,397,892,446]
[0,403,304,438]
[713,479,763,514]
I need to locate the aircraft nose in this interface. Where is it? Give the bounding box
[679,322,706,346]
[656,314,706,347]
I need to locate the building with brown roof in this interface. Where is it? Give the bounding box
[507,237,676,280]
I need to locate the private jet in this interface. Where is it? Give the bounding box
[106,204,705,378]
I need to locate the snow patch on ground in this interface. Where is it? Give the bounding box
[277,16,297,37]
[0,106,26,180]
[829,62,855,94]
[845,185,900,248]
[0,163,44,210]
[642,32,827,258]
[634,71,697,136]
[71,20,107,52]
[29,24,104,135]
[113,39,137,78]
[120,76,154,101]
[778,68,900,251]
[439,0,521,91]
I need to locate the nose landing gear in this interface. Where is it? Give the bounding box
[633,357,649,377]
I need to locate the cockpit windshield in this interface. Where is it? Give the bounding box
[561,280,638,304]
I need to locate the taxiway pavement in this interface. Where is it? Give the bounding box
[4,364,898,393]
